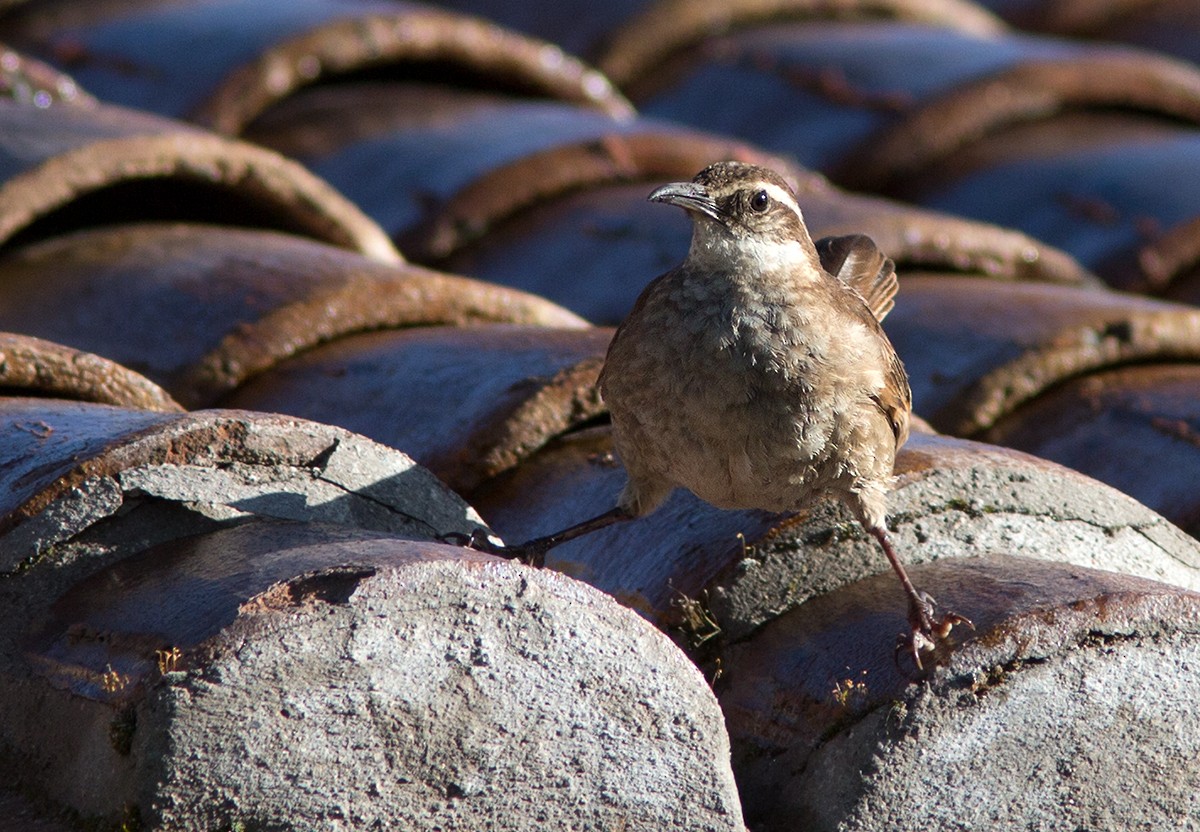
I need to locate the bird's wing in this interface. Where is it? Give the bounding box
[815,234,898,322]
[871,348,912,450]
[819,260,912,450]
[599,268,672,396]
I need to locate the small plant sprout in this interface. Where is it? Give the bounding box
[671,587,722,649]
[831,669,869,708]
[156,646,183,674]
[101,664,130,694]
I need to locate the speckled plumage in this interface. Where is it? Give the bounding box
[600,161,911,533]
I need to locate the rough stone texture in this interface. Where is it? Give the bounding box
[718,556,1200,831]
[596,0,1005,91]
[982,363,1200,537]
[0,223,586,408]
[0,0,631,130]
[837,48,1200,193]
[467,424,781,627]
[710,430,1200,642]
[0,331,181,411]
[472,427,1200,641]
[0,788,75,831]
[887,275,1200,436]
[247,84,640,244]
[0,98,397,260]
[196,8,634,133]
[0,400,486,570]
[4,523,746,831]
[226,324,610,492]
[816,638,1200,831]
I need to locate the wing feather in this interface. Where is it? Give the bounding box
[815,234,898,322]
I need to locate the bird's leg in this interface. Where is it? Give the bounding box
[440,506,633,568]
[868,526,972,670]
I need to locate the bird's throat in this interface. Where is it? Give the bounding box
[687,230,816,287]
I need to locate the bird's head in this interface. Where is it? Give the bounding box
[648,161,818,271]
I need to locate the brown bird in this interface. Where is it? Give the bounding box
[454,161,969,667]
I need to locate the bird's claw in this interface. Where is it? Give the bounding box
[894,592,974,672]
[437,529,548,568]
[931,610,973,639]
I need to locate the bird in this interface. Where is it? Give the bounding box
[451,160,970,668]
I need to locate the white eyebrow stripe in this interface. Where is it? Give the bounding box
[758,182,803,223]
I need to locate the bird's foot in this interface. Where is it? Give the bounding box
[438,529,548,568]
[895,591,973,672]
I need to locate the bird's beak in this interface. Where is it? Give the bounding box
[648,181,721,221]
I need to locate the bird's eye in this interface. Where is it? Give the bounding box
[749,190,770,213]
